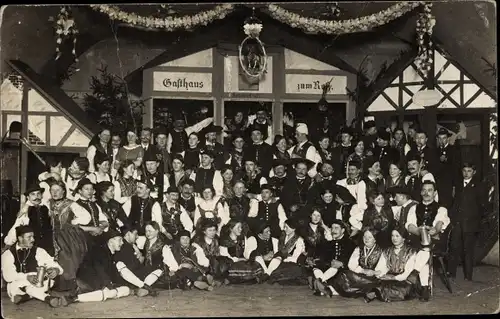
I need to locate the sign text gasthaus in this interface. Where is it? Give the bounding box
[153,71,212,93]
[285,74,347,95]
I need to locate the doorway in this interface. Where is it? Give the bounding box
[223,100,273,146]
[152,99,214,130]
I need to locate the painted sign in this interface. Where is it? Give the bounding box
[285,74,347,95]
[153,71,212,93]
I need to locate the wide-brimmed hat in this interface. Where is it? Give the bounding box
[272,158,290,168]
[291,158,315,170]
[387,186,411,196]
[24,184,45,196]
[334,185,356,204]
[136,175,154,189]
[437,127,452,137]
[74,178,94,193]
[201,124,223,136]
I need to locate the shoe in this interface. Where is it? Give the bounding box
[12,294,30,304]
[60,294,77,307]
[260,274,270,283]
[205,274,214,286]
[445,272,456,279]
[46,296,62,308]
[213,280,222,288]
[313,290,324,296]
[135,288,149,297]
[144,284,159,297]
[193,281,210,291]
[315,280,328,296]
[223,278,230,286]
[419,286,430,302]
[364,292,376,303]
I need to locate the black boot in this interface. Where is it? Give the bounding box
[143,284,158,297]
[12,294,31,304]
[419,286,430,302]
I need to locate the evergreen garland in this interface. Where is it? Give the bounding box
[83,65,144,132]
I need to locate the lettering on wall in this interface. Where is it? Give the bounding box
[285,74,347,95]
[153,72,212,93]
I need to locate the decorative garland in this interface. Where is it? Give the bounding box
[414,3,436,78]
[90,4,235,31]
[266,2,423,35]
[238,15,267,82]
[54,6,79,62]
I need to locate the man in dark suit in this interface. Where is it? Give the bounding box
[200,124,228,171]
[406,129,439,175]
[435,128,461,209]
[447,163,487,281]
[143,126,172,176]
[373,129,400,176]
[246,126,274,178]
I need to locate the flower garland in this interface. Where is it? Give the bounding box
[54,6,79,62]
[239,15,267,81]
[90,4,235,31]
[414,3,436,79]
[266,2,424,35]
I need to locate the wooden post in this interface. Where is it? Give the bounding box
[273,47,285,135]
[20,84,30,195]
[213,48,224,143]
[142,69,154,129]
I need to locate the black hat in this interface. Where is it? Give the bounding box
[94,152,111,166]
[165,186,180,194]
[248,124,267,135]
[120,224,140,236]
[387,186,411,196]
[16,225,34,237]
[334,185,356,204]
[136,175,154,189]
[199,148,216,159]
[406,153,422,163]
[437,127,452,137]
[377,129,391,141]
[330,219,348,230]
[230,131,246,142]
[340,127,353,136]
[256,104,268,113]
[143,150,160,162]
[462,162,476,169]
[243,155,257,164]
[291,158,315,170]
[155,126,169,137]
[260,184,274,192]
[176,230,192,240]
[364,120,376,129]
[284,218,298,230]
[172,153,185,163]
[272,158,290,168]
[346,159,362,169]
[74,178,94,193]
[24,184,45,196]
[171,111,186,122]
[201,124,223,135]
[199,218,218,231]
[103,229,122,242]
[364,156,379,170]
[317,159,334,170]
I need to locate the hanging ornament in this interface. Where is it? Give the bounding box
[238,9,267,84]
[415,3,435,79]
[54,6,79,65]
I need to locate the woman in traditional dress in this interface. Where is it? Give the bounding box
[116,128,144,169]
[181,133,201,175]
[192,219,228,288]
[60,157,91,201]
[385,162,406,206]
[317,187,337,228]
[48,180,90,294]
[246,224,278,278]
[167,154,191,190]
[225,132,246,180]
[272,135,291,162]
[140,221,169,288]
[38,156,65,206]
[300,208,333,289]
[88,153,113,184]
[219,219,263,284]
[113,160,137,204]
[265,219,306,285]
[346,140,369,174]
[328,227,384,299]
[360,190,395,248]
[317,135,334,163]
[193,186,229,235]
[391,127,411,162]
[220,165,236,202]
[363,227,420,303]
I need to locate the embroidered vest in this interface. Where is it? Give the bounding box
[171,130,189,154]
[161,203,184,236]
[398,201,418,228]
[292,141,313,159]
[243,173,263,194]
[406,175,423,201]
[222,237,245,258]
[27,205,52,244]
[257,201,279,224]
[146,172,165,204]
[179,196,196,214]
[76,200,101,227]
[171,243,198,265]
[143,238,165,269]
[277,233,299,259]
[129,196,154,235]
[255,237,274,256]
[415,202,439,227]
[228,196,250,220]
[195,237,220,257]
[358,245,383,270]
[194,168,215,194]
[117,176,137,198]
[11,245,39,273]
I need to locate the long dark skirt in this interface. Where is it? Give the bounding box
[227,260,264,284]
[268,262,307,285]
[207,256,232,280]
[53,226,88,291]
[329,270,379,298]
[372,270,420,302]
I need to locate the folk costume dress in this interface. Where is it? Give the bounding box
[361,205,395,248]
[160,202,194,240]
[220,236,263,283]
[247,235,279,272]
[113,175,137,204]
[301,223,333,276]
[329,244,384,298]
[268,233,306,285]
[192,236,229,281]
[369,244,420,302]
[163,242,210,289]
[140,235,168,288]
[193,199,229,235]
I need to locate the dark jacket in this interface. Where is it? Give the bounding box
[451,176,487,233]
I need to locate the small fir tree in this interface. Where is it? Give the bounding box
[83,65,144,132]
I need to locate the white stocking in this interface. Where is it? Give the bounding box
[321,267,338,282]
[76,289,107,302]
[254,256,268,274]
[415,250,431,286]
[313,269,324,279]
[144,269,163,286]
[112,286,131,299]
[266,258,282,275]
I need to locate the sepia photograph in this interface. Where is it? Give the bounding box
[0,1,498,317]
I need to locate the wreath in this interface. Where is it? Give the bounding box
[238,15,267,83]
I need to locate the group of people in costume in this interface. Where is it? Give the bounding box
[1,105,487,308]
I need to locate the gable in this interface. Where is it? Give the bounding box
[367,48,496,113]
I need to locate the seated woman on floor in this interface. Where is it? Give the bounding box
[265,219,307,285]
[219,219,264,284]
[328,227,384,299]
[163,230,213,291]
[363,226,420,303]
[192,219,229,288]
[138,221,169,289]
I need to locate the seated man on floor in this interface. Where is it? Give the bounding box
[163,230,213,291]
[70,230,160,304]
[1,226,65,307]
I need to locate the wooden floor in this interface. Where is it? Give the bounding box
[2,266,499,317]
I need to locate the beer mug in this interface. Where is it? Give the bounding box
[36,266,47,288]
[420,226,432,249]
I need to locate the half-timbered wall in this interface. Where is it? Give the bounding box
[367,49,496,112]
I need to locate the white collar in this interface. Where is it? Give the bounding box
[402,200,413,208]
[148,237,157,247]
[464,178,472,183]
[298,140,308,147]
[15,244,30,251]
